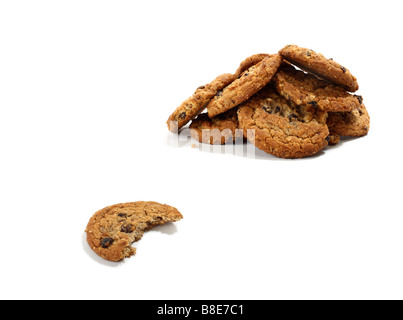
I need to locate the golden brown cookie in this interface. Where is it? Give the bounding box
[86,202,183,262]
[327,99,370,137]
[207,54,282,118]
[279,44,359,92]
[237,85,329,159]
[189,108,241,145]
[167,73,236,132]
[234,53,269,78]
[274,64,361,112]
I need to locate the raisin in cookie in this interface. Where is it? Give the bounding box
[274,64,361,112]
[86,202,183,262]
[167,73,236,132]
[279,44,359,92]
[327,98,370,137]
[207,54,282,118]
[189,108,241,145]
[237,85,329,159]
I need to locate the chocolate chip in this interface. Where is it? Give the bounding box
[308,101,318,107]
[118,213,127,218]
[100,238,113,248]
[121,223,134,233]
[325,136,330,142]
[179,112,187,119]
[243,72,249,77]
[306,51,311,57]
[354,95,363,104]
[216,90,223,97]
[197,85,205,90]
[263,106,272,114]
[341,66,346,73]
[288,114,298,122]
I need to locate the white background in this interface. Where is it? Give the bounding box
[0,0,402,300]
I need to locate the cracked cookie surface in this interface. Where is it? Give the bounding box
[274,64,361,112]
[190,108,241,145]
[207,54,282,118]
[327,100,370,137]
[237,85,329,159]
[167,73,236,132]
[86,202,183,262]
[279,44,359,92]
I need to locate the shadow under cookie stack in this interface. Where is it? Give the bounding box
[167,45,370,159]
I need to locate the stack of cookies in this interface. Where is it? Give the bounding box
[167,45,370,159]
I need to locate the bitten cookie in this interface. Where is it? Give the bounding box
[86,202,183,262]
[167,73,236,132]
[207,54,282,118]
[189,108,241,145]
[327,98,370,137]
[274,64,361,112]
[279,44,359,92]
[237,85,329,159]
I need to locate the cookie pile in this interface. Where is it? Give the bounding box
[167,45,370,159]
